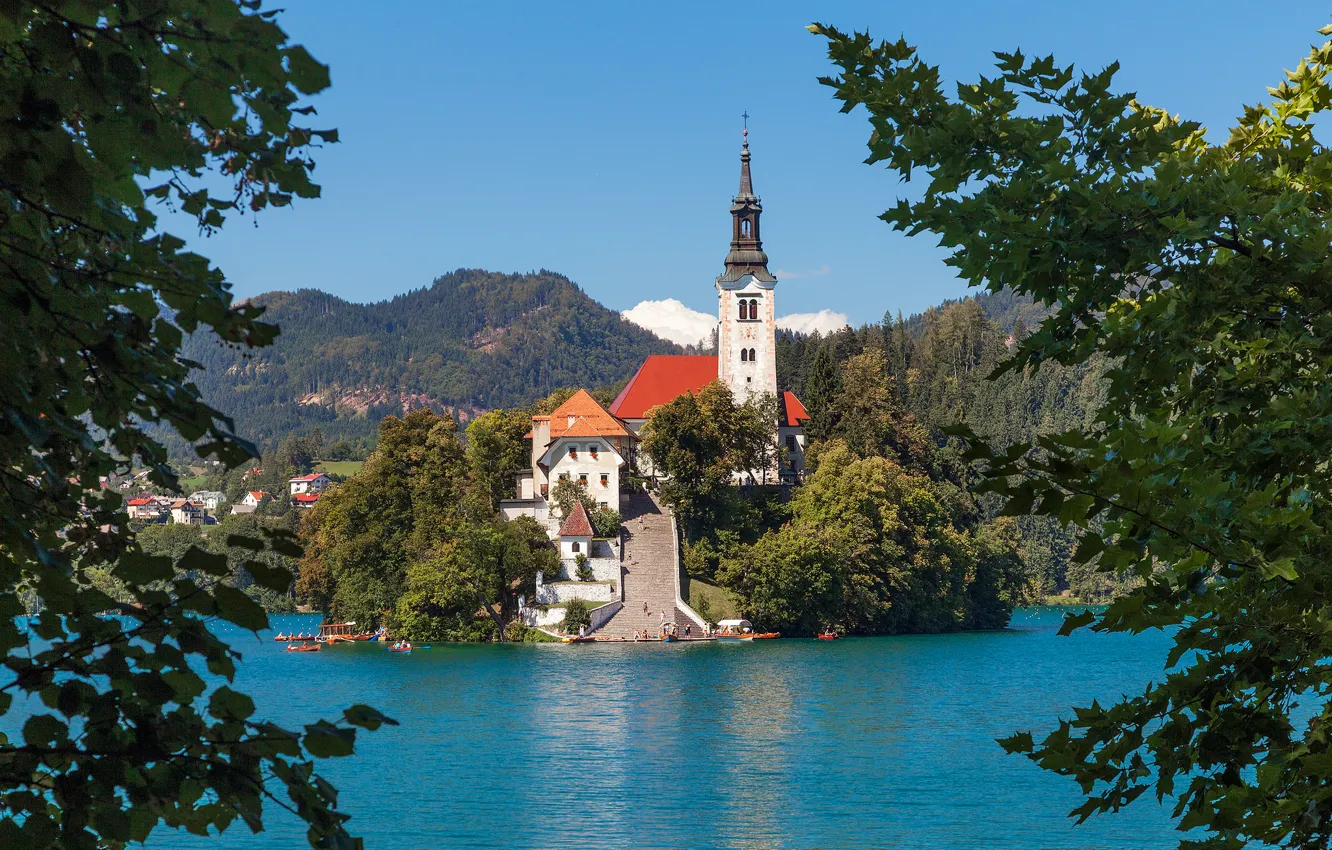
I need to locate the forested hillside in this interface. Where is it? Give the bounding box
[776,291,1113,600]
[185,269,679,448]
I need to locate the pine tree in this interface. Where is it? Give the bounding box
[804,343,841,442]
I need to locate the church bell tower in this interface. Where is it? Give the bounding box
[716,127,778,404]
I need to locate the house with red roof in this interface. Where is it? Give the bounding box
[507,389,635,521]
[293,492,322,508]
[288,472,330,496]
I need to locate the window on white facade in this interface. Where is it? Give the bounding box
[578,473,588,486]
[589,446,598,459]
[740,349,748,362]
[600,473,608,488]
[571,541,580,553]
[749,348,756,361]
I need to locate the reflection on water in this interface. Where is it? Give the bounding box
[145,608,1176,850]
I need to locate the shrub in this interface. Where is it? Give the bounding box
[575,553,594,582]
[561,599,592,634]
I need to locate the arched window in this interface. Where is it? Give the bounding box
[740,349,748,362]
[749,348,757,362]
[741,219,751,237]
[748,299,758,319]
[738,300,748,321]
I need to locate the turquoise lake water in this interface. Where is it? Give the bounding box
[145,607,1180,849]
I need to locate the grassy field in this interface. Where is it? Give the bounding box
[315,460,364,477]
[687,578,738,623]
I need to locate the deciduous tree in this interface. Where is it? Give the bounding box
[815,19,1332,847]
[0,3,394,847]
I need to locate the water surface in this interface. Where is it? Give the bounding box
[150,607,1179,849]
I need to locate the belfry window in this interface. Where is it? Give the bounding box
[749,348,756,362]
[738,300,748,321]
[741,349,748,362]
[748,299,758,318]
[741,219,751,237]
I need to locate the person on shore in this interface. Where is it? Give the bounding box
[685,624,691,637]
[643,601,648,615]
[659,611,665,625]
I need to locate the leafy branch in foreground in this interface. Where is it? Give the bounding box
[815,19,1332,849]
[0,3,388,848]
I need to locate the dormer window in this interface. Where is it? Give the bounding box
[569,447,578,460]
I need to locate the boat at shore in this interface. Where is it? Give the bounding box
[817,633,839,641]
[714,619,780,641]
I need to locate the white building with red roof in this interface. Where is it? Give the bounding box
[288,472,330,496]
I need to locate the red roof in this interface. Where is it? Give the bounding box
[546,390,630,439]
[127,497,154,507]
[294,493,321,503]
[248,491,268,500]
[289,473,327,482]
[558,501,594,538]
[609,355,718,420]
[780,391,811,427]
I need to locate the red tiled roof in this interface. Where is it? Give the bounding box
[289,473,327,482]
[780,391,811,427]
[608,355,718,420]
[127,497,153,506]
[248,491,268,500]
[293,493,321,503]
[558,501,594,537]
[545,389,630,439]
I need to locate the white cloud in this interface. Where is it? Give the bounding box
[621,299,714,347]
[624,299,851,344]
[777,310,850,336]
[773,264,831,280]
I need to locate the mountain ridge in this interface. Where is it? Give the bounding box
[186,269,682,448]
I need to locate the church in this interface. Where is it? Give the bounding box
[504,130,810,527]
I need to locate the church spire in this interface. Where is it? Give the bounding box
[718,124,775,284]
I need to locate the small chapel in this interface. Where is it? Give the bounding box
[503,130,810,532]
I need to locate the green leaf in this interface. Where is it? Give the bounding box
[213,584,269,631]
[342,704,398,731]
[303,720,356,758]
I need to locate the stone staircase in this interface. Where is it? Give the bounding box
[593,492,705,640]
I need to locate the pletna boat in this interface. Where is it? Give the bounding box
[285,642,319,653]
[713,619,780,641]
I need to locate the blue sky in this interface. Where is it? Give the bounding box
[176,1,1331,328]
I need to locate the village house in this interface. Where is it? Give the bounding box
[126,496,165,522]
[189,490,227,511]
[288,472,331,496]
[232,491,271,514]
[169,500,205,526]
[293,492,321,508]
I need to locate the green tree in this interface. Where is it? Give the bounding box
[816,20,1332,847]
[0,3,397,847]
[561,599,592,635]
[803,343,841,442]
[465,409,532,508]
